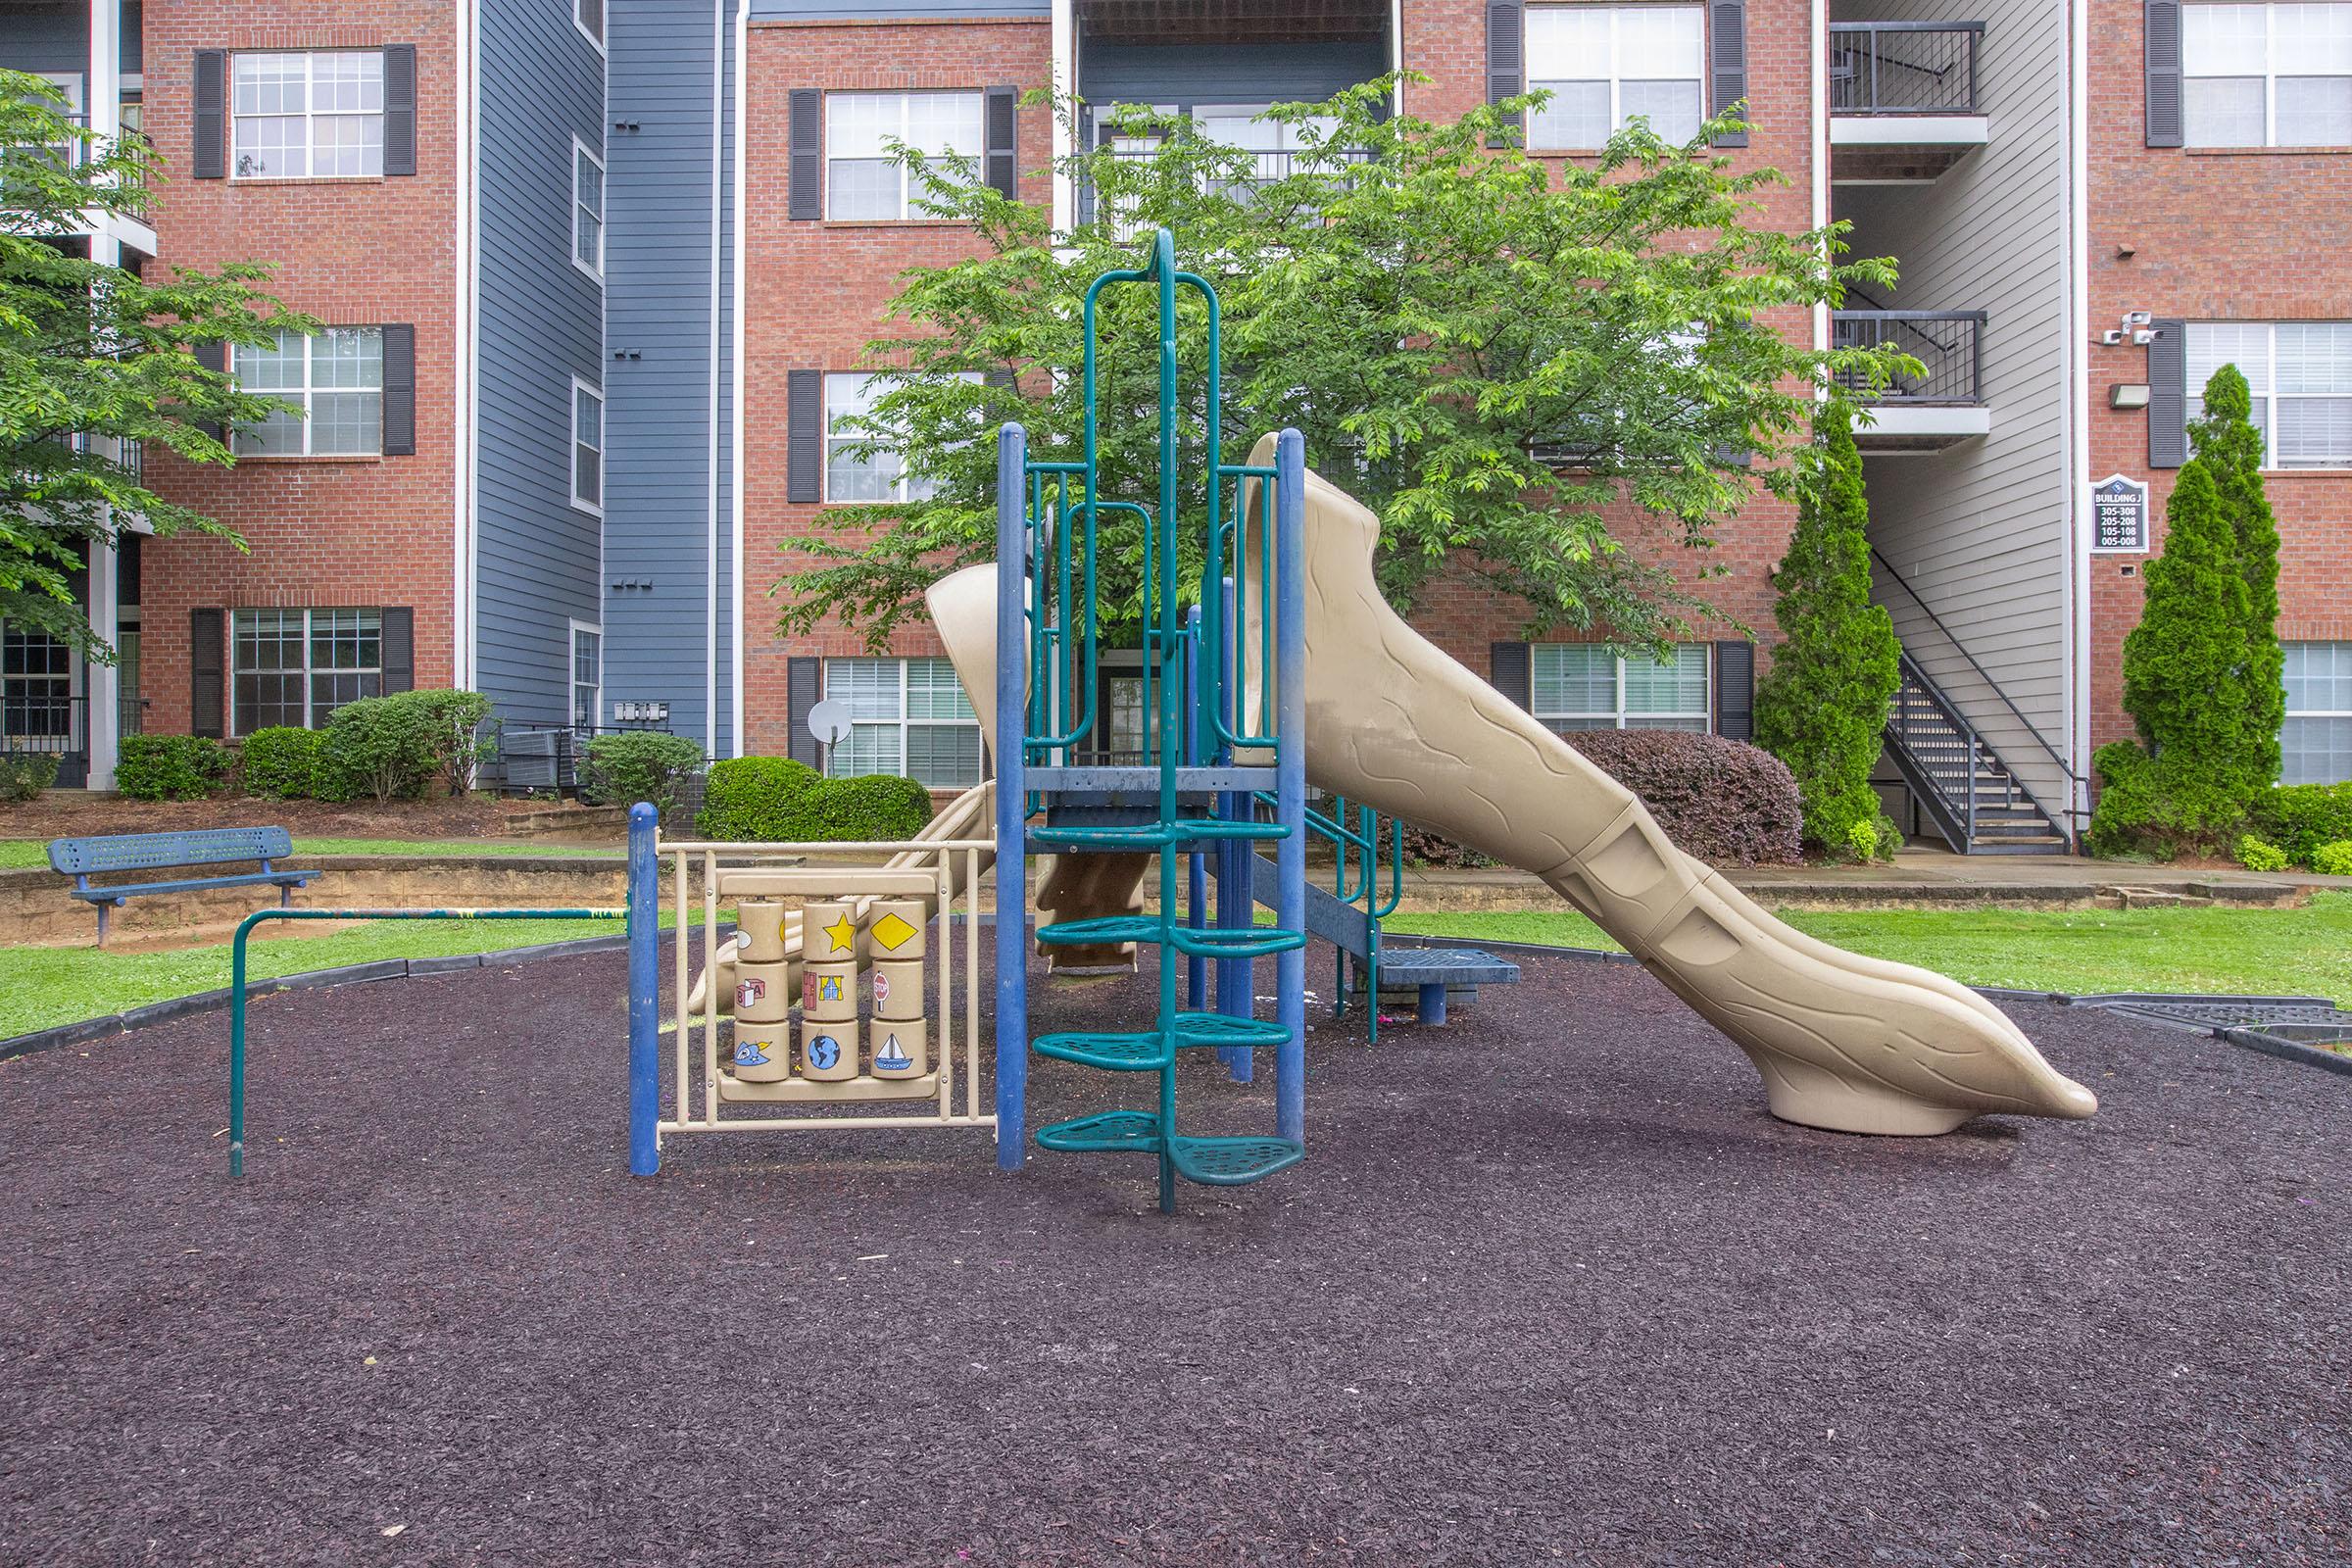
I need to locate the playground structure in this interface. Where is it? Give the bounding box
[229,227,2100,1195]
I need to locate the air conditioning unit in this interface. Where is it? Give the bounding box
[503,728,574,791]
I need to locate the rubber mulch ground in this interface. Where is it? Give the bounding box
[2,942,2345,1567]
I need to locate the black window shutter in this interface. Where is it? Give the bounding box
[985,85,1017,198]
[193,50,225,178]
[189,609,224,738]
[380,324,416,456]
[191,339,225,442]
[382,45,418,175]
[2145,0,2184,148]
[1486,1,1525,144]
[1491,642,1532,710]
[1711,0,1749,147]
[984,368,1014,391]
[380,608,415,694]
[1713,641,1755,741]
[788,368,821,503]
[788,657,822,766]
[789,89,821,220]
[2148,318,2188,467]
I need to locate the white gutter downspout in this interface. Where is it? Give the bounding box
[708,0,725,757]
[730,0,749,758]
[456,0,480,690]
[1811,0,1829,359]
[2067,0,2092,839]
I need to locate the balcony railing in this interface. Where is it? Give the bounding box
[1077,145,1374,232]
[2,692,82,756]
[1832,310,1986,405]
[1829,23,1984,115]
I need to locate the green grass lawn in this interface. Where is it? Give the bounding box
[0,907,689,1041]
[0,837,618,870]
[1385,892,2352,1002]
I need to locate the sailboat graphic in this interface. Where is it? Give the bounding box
[874,1031,912,1073]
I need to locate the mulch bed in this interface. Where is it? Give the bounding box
[0,791,600,843]
[2,945,2345,1565]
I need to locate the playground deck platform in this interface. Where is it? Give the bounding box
[2,943,2344,1565]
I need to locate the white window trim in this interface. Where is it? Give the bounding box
[824,656,984,788]
[573,0,608,57]
[571,134,606,282]
[824,89,985,221]
[2184,1,2352,149]
[569,617,603,730]
[1529,644,1714,730]
[1525,4,1708,152]
[230,327,384,459]
[229,50,385,182]
[2283,641,2352,785]
[227,607,384,735]
[570,375,605,515]
[2189,320,2352,471]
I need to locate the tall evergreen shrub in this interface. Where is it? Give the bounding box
[1753,399,1901,861]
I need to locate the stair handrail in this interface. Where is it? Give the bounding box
[1871,547,2082,790]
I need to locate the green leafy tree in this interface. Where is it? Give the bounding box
[2188,363,2283,786]
[0,71,311,655]
[2087,459,2255,857]
[779,79,1904,651]
[1751,398,1899,861]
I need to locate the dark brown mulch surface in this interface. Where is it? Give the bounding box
[3,946,2345,1566]
[0,791,598,843]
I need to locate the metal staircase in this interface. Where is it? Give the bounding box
[1884,652,2071,856]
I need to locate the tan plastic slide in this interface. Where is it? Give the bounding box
[1229,436,2097,1134]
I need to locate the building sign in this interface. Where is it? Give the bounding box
[2089,474,2149,553]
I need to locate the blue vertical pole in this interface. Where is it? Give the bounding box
[626,802,660,1175]
[994,423,1030,1171]
[1214,571,1251,1081]
[1274,430,1307,1145]
[1183,604,1207,1014]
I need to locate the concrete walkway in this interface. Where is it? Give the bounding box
[1397,845,2352,909]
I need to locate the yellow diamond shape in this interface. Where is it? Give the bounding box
[871,911,918,952]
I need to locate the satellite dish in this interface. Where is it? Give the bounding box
[805,698,855,747]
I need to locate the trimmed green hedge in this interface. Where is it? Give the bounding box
[0,754,58,803]
[117,734,230,801]
[581,731,705,819]
[2250,782,2352,867]
[239,726,321,799]
[695,757,935,843]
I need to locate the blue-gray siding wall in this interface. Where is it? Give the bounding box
[1079,40,1389,109]
[605,0,735,757]
[476,0,607,730]
[0,4,94,78]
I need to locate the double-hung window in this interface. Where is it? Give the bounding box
[572,137,605,278]
[823,371,976,502]
[0,623,74,746]
[231,51,383,178]
[2284,642,2352,785]
[572,378,604,512]
[1532,644,1712,731]
[1527,5,1707,149]
[2184,2,2352,147]
[233,328,383,457]
[571,623,603,730]
[825,91,983,220]
[2188,322,2352,467]
[825,657,984,788]
[576,0,606,52]
[230,608,382,732]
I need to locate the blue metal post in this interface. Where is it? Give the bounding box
[994,423,1030,1171]
[1274,430,1307,1144]
[627,803,660,1175]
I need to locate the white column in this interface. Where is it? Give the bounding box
[1051,0,1074,233]
[88,0,119,141]
[84,528,120,791]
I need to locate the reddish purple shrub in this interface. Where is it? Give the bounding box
[1563,729,1803,866]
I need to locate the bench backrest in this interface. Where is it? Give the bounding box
[49,826,296,876]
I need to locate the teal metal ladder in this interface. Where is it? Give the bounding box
[993,227,1310,1211]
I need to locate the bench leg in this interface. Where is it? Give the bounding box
[1417,982,1446,1027]
[279,883,293,909]
[96,901,112,949]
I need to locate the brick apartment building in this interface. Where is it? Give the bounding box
[5,0,2348,854]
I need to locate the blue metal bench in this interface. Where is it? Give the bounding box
[1373,947,1522,1025]
[48,827,318,946]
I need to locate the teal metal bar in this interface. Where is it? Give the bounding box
[226,905,625,1178]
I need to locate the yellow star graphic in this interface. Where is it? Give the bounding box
[821,912,858,955]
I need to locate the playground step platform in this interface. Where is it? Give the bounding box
[1029,818,1289,853]
[1034,1012,1292,1070]
[1035,1108,1162,1154]
[1037,915,1306,959]
[1169,1134,1305,1186]
[1367,947,1522,1025]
